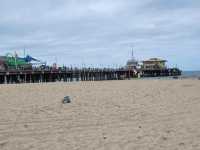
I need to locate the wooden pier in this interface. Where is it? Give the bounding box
[0,68,136,84]
[0,67,181,84]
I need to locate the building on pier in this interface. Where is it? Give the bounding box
[0,60,6,70]
[141,58,167,70]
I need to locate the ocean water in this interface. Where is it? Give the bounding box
[182,71,200,78]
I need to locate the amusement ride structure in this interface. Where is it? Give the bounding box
[0,52,45,71]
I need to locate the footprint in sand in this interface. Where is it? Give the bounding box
[0,141,8,148]
[96,143,121,150]
[123,142,148,150]
[96,142,148,150]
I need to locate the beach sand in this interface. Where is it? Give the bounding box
[0,79,200,150]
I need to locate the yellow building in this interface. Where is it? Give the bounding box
[142,58,167,70]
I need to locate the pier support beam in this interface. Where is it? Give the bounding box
[30,74,32,83]
[4,75,7,84]
[40,74,43,83]
[24,74,27,83]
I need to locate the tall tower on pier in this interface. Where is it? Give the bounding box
[126,49,138,69]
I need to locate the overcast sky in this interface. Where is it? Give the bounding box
[0,0,199,70]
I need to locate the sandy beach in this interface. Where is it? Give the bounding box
[0,79,200,150]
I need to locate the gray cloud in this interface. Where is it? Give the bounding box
[0,0,199,70]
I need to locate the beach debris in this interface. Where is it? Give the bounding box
[161,136,168,141]
[179,142,185,146]
[62,96,71,104]
[0,141,8,147]
[24,124,28,128]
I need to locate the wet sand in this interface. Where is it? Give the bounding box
[0,79,200,150]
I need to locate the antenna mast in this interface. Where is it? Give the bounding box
[131,46,134,59]
[23,48,26,58]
